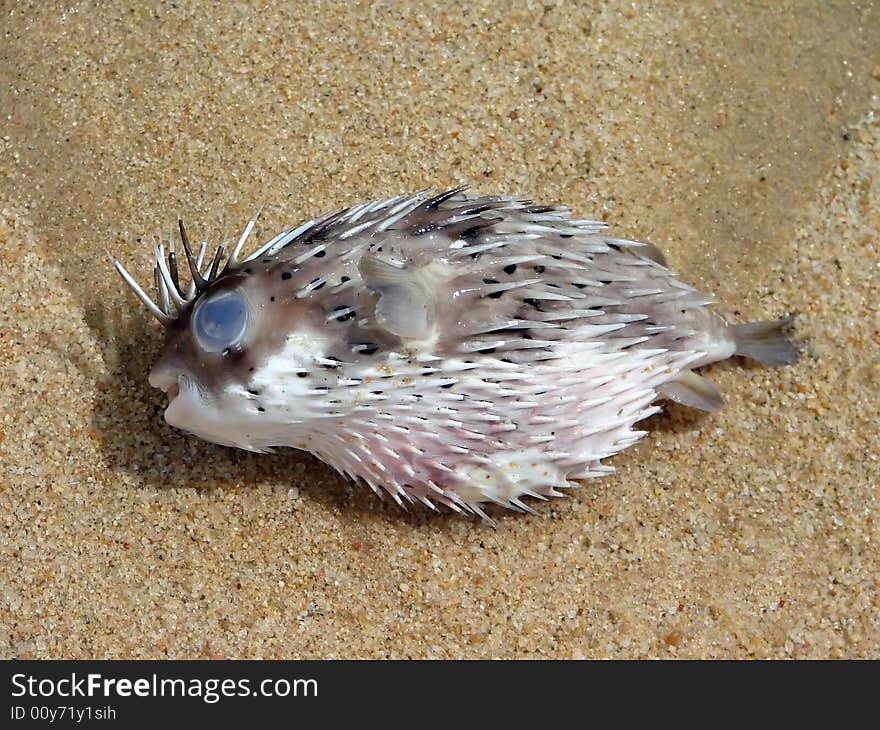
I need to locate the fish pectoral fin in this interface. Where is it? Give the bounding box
[657,370,723,412]
[358,255,434,340]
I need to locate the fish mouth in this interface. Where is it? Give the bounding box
[161,375,202,432]
[148,367,183,403]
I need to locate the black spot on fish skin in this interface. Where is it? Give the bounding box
[446,216,501,241]
[534,265,545,274]
[281,272,292,280]
[315,249,327,258]
[503,264,517,275]
[331,306,356,322]
[297,372,308,377]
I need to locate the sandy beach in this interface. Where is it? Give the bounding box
[0,1,877,658]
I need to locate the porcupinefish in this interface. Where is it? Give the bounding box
[114,186,797,520]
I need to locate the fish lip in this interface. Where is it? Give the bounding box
[162,375,199,430]
[148,365,177,393]
[167,378,181,402]
[148,369,183,405]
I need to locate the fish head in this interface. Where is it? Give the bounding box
[113,224,337,452]
[153,264,347,450]
[145,272,255,448]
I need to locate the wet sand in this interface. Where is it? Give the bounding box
[0,1,877,658]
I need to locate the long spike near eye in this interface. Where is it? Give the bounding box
[178,219,207,293]
[109,253,170,324]
[154,264,171,315]
[186,241,208,299]
[207,244,224,281]
[156,244,187,309]
[167,238,182,296]
[228,205,264,267]
[195,240,207,271]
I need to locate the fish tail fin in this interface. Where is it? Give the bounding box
[732,315,799,366]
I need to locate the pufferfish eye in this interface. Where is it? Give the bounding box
[192,289,248,353]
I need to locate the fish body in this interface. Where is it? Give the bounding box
[115,187,796,519]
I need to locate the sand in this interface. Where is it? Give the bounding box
[0,1,877,658]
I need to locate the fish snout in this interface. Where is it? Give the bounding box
[148,365,179,397]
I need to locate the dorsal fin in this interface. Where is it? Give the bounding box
[632,241,668,267]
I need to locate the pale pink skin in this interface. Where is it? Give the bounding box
[116,188,790,521]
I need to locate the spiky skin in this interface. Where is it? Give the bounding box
[116,187,781,521]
